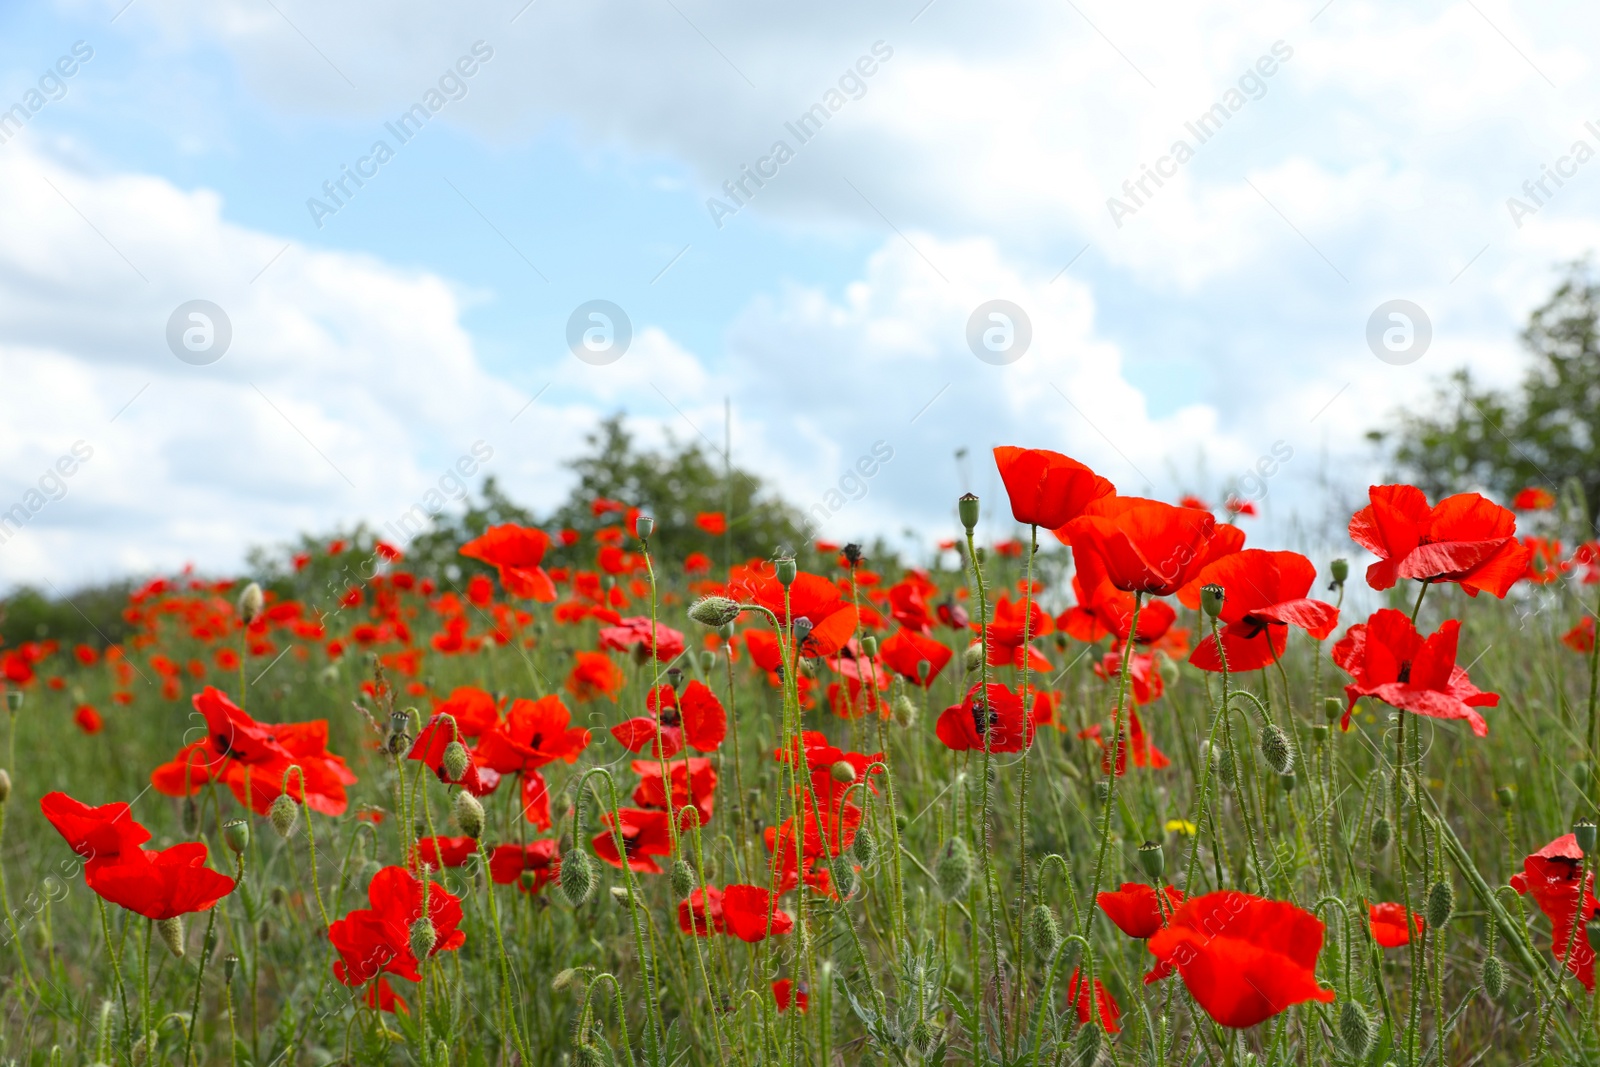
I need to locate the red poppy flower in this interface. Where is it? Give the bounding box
[742,629,784,673]
[365,977,408,1015]
[1079,705,1168,775]
[878,628,952,687]
[87,842,237,920]
[476,695,590,773]
[330,866,464,985]
[1061,548,1179,645]
[678,885,725,935]
[695,512,727,536]
[599,617,687,663]
[460,524,558,602]
[74,704,104,734]
[1332,609,1498,737]
[1514,486,1556,511]
[1065,968,1121,1033]
[1511,834,1600,989]
[721,884,795,942]
[1147,891,1334,1028]
[1174,524,1249,608]
[992,446,1115,531]
[888,572,939,635]
[633,757,717,828]
[414,836,477,870]
[1348,485,1532,598]
[1187,551,1339,673]
[566,651,625,702]
[935,683,1034,753]
[488,840,561,892]
[1098,882,1184,939]
[773,978,809,1013]
[1367,901,1422,948]
[1091,648,1165,707]
[432,686,503,738]
[1061,496,1218,596]
[40,792,151,873]
[593,808,675,873]
[973,594,1053,670]
[1564,617,1596,654]
[738,572,859,658]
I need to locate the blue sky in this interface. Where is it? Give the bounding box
[1,0,1595,586]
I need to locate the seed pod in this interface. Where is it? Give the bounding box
[699,650,717,673]
[1425,879,1455,929]
[958,493,980,532]
[1576,820,1598,855]
[916,659,932,684]
[222,819,250,855]
[268,794,299,838]
[1138,841,1165,880]
[852,826,877,868]
[1027,904,1061,956]
[441,741,470,784]
[223,954,239,984]
[1482,954,1506,999]
[561,848,597,906]
[1310,723,1329,744]
[1323,697,1343,724]
[409,918,437,961]
[453,791,485,840]
[238,581,265,625]
[1260,724,1293,776]
[1496,785,1516,810]
[1329,558,1349,585]
[1338,1000,1374,1058]
[634,514,654,541]
[1200,584,1224,619]
[1279,772,1296,794]
[892,694,918,728]
[860,635,878,657]
[775,558,797,586]
[157,916,185,958]
[935,837,973,901]
[670,859,695,899]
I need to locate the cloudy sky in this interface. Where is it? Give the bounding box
[0,0,1593,588]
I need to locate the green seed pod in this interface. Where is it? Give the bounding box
[634,514,655,541]
[775,558,798,586]
[860,635,878,657]
[1576,820,1598,855]
[268,794,299,839]
[1310,723,1329,744]
[852,826,877,868]
[895,813,908,833]
[157,916,185,959]
[222,819,250,855]
[1200,583,1224,619]
[1137,841,1164,881]
[1027,904,1061,956]
[1370,816,1391,851]
[670,859,696,900]
[1260,724,1293,776]
[561,848,597,906]
[1329,558,1349,585]
[1482,954,1506,999]
[1280,772,1296,794]
[689,596,743,628]
[892,694,918,728]
[1496,784,1516,810]
[699,650,717,672]
[957,493,980,532]
[1323,696,1343,724]
[935,837,973,901]
[916,659,932,684]
[223,954,239,984]
[1425,879,1455,929]
[409,917,437,961]
[1338,999,1374,1058]
[453,790,485,840]
[441,741,470,784]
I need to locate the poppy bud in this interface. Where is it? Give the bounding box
[635,514,654,541]
[1425,878,1455,929]
[4,691,20,714]
[1338,1000,1374,1058]
[574,1044,608,1067]
[1154,650,1179,687]
[268,794,299,839]
[1329,558,1349,585]
[157,916,185,959]
[1481,954,1506,999]
[1200,584,1224,619]
[552,967,579,991]
[775,558,797,586]
[453,791,485,839]
[609,885,632,906]
[1094,781,1110,803]
[1137,840,1164,881]
[831,761,857,784]
[671,859,695,899]
[442,741,470,784]
[909,1018,938,1056]
[852,826,877,868]
[222,819,250,855]
[0,769,12,805]
[1576,820,1598,855]
[560,848,597,906]
[958,493,980,532]
[1027,904,1061,956]
[896,813,907,832]
[132,1031,156,1067]
[935,836,973,901]
[836,862,859,900]
[1370,816,1391,851]
[1260,724,1293,776]
[238,581,265,625]
[963,645,984,673]
[860,635,878,657]
[223,954,239,984]
[409,917,437,961]
[892,695,918,728]
[1074,1019,1101,1064]
[1212,744,1235,788]
[1496,785,1516,810]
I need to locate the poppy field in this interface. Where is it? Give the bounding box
[2,448,1599,1066]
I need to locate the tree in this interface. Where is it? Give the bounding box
[1371,259,1600,531]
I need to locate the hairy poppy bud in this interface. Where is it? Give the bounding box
[1370,816,1391,851]
[958,493,980,532]
[222,819,250,855]
[268,794,299,839]
[561,848,597,906]
[1338,1000,1374,1058]
[1074,1019,1101,1064]
[963,645,984,673]
[1094,780,1110,803]
[157,916,185,959]
[1200,584,1224,619]
[1137,840,1164,881]
[892,694,918,728]
[1576,820,1598,855]
[1496,785,1516,810]
[635,514,654,541]
[1212,744,1235,788]
[1425,879,1455,929]
[836,862,859,900]
[442,741,470,784]
[238,581,265,625]
[453,790,485,840]
[852,826,877,868]
[409,917,437,961]
[552,967,579,991]
[1027,904,1062,956]
[0,769,13,805]
[1329,558,1349,585]
[132,1031,156,1067]
[609,885,632,906]
[831,761,857,784]
[909,1018,938,1056]
[935,836,973,901]
[1260,724,1293,776]
[775,558,797,586]
[670,859,695,899]
[574,1044,608,1067]
[1482,954,1506,999]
